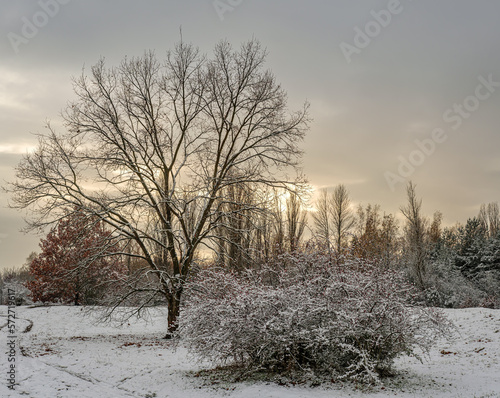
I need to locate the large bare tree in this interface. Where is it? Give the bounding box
[8,39,309,336]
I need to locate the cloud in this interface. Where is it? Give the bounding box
[0,69,31,112]
[0,144,36,154]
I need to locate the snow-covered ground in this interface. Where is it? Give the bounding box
[0,305,499,398]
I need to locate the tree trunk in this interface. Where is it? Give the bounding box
[165,290,181,339]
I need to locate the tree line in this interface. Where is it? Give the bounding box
[6,180,499,310]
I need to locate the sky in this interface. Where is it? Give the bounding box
[0,0,499,270]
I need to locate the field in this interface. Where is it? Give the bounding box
[1,305,499,397]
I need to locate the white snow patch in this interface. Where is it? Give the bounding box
[0,306,499,397]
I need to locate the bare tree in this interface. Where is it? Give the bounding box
[312,188,332,251]
[400,182,428,289]
[428,211,443,245]
[252,188,276,263]
[379,212,400,268]
[213,180,260,272]
[8,39,309,336]
[331,184,354,253]
[212,183,298,270]
[351,203,382,261]
[312,184,353,253]
[286,191,308,252]
[479,202,499,238]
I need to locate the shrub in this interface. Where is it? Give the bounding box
[0,266,33,305]
[178,253,452,383]
[424,258,488,308]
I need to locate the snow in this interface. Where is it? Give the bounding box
[1,305,499,397]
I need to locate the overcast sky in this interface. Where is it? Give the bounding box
[1,0,499,269]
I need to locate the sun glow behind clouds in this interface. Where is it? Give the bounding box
[0,69,31,112]
[0,144,36,154]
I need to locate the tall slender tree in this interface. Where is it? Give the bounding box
[312,188,332,250]
[312,184,353,253]
[479,202,500,238]
[400,182,428,289]
[331,184,354,253]
[286,191,308,252]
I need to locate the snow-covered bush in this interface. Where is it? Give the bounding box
[0,267,33,305]
[178,253,451,383]
[424,258,488,308]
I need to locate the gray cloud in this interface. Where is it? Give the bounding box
[0,0,499,268]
